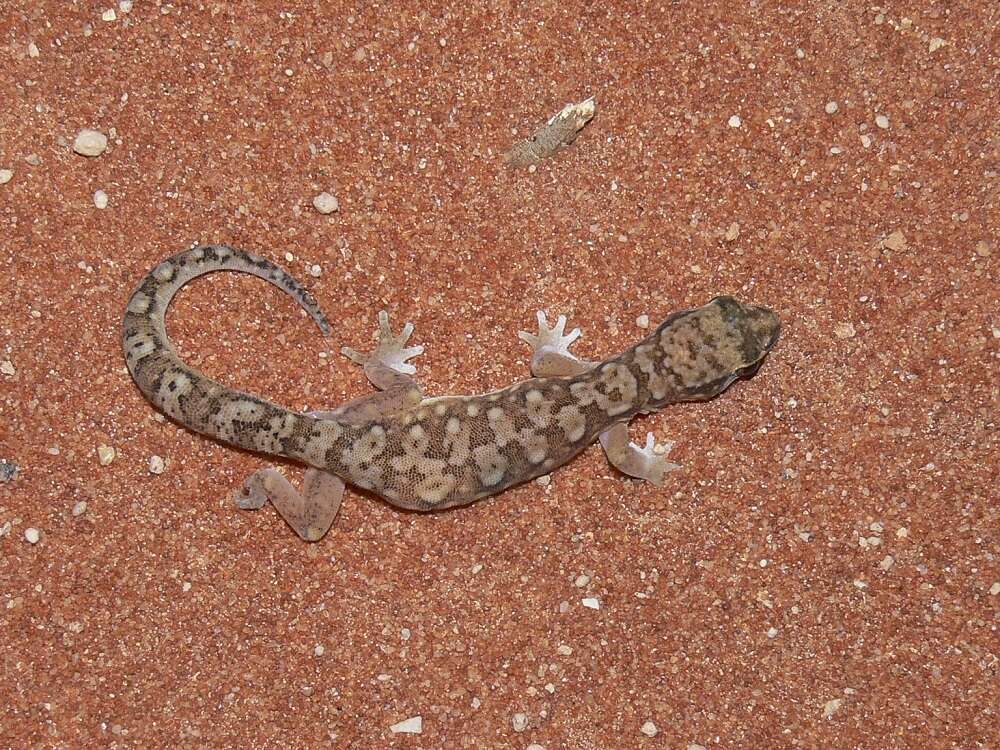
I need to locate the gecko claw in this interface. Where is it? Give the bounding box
[631,432,680,486]
[518,310,582,357]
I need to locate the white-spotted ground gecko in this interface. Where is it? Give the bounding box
[123,245,780,541]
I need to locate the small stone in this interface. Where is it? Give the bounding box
[767,627,779,638]
[823,698,843,718]
[860,133,873,148]
[512,713,528,732]
[879,555,894,571]
[97,444,116,466]
[73,129,108,157]
[72,500,88,517]
[640,720,658,737]
[875,114,890,129]
[881,230,907,251]
[834,322,856,339]
[557,644,573,655]
[148,455,165,474]
[314,644,325,656]
[724,222,740,241]
[28,42,40,58]
[527,745,546,750]
[975,240,992,257]
[93,189,109,209]
[896,527,908,538]
[0,360,14,376]
[25,527,41,544]
[120,0,134,11]
[313,192,339,214]
[824,101,839,114]
[928,37,946,52]
[0,169,12,184]
[727,114,742,128]
[309,264,322,277]
[574,574,591,588]
[689,745,708,750]
[389,716,422,734]
[581,597,600,609]
[0,460,18,482]
[989,582,1000,596]
[102,8,117,21]
[400,627,410,641]
[635,314,649,329]
[25,153,42,166]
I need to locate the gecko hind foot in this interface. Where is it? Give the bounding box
[341,310,424,375]
[234,467,344,542]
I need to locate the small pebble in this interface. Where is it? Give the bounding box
[875,114,890,129]
[834,322,856,339]
[25,153,42,166]
[25,527,41,544]
[557,644,573,656]
[989,582,1000,596]
[28,41,40,58]
[0,169,12,184]
[825,101,839,114]
[72,500,88,516]
[724,222,740,241]
[389,716,422,734]
[879,555,894,571]
[527,745,546,750]
[93,190,109,209]
[975,240,992,257]
[73,129,108,157]
[313,192,339,214]
[309,264,322,277]
[0,360,15,376]
[635,314,649,329]
[148,455,165,474]
[881,230,907,251]
[640,720,658,737]
[97,444,116,466]
[767,627,779,638]
[574,574,591,588]
[102,8,117,21]
[581,597,600,610]
[512,713,528,732]
[314,644,325,656]
[727,114,742,128]
[928,37,946,52]
[823,698,843,718]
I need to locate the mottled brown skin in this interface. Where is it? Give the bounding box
[123,245,779,518]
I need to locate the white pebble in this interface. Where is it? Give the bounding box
[73,129,108,157]
[102,8,117,21]
[640,720,658,737]
[511,713,528,732]
[72,500,88,517]
[557,644,573,655]
[93,189,109,209]
[0,169,14,184]
[875,114,890,129]
[25,527,41,544]
[309,264,322,277]
[574,574,591,588]
[97,444,116,466]
[314,644,325,656]
[989,582,1000,596]
[825,101,839,114]
[635,314,649,329]
[767,627,779,638]
[148,454,166,474]
[313,192,339,214]
[823,698,843,718]
[28,42,40,58]
[0,360,14,376]
[727,114,742,128]
[527,745,546,750]
[389,716,422,734]
[581,597,600,610]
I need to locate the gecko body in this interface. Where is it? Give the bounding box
[123,245,779,540]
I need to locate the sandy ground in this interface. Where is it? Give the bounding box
[1,1,996,747]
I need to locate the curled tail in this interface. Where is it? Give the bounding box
[122,244,341,460]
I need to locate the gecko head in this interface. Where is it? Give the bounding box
[707,296,781,378]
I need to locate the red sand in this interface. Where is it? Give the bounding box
[1,2,996,747]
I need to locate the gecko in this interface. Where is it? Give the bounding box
[123,245,780,541]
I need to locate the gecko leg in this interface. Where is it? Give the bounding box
[519,310,680,482]
[599,424,680,485]
[517,310,596,377]
[235,467,344,542]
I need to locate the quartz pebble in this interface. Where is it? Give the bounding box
[640,720,658,737]
[148,455,166,474]
[825,101,839,114]
[313,192,339,214]
[25,527,41,544]
[389,716,422,734]
[728,114,742,128]
[875,114,890,129]
[512,713,528,732]
[0,169,12,184]
[97,444,116,466]
[581,597,600,609]
[72,500,88,516]
[93,190,109,209]
[73,129,109,157]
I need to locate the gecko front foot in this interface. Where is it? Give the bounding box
[518,310,582,358]
[342,310,424,375]
[599,427,680,486]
